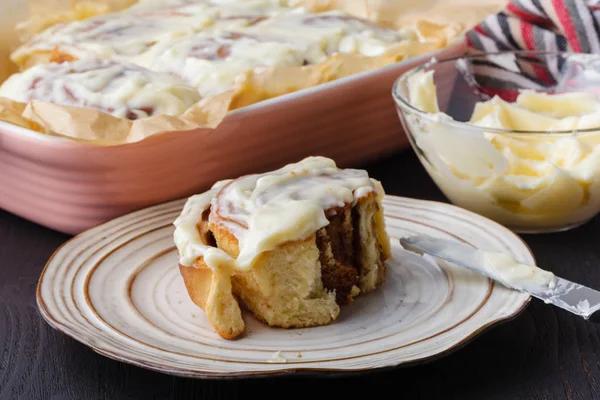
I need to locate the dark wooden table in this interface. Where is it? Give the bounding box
[2,150,600,400]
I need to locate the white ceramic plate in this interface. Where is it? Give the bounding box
[37,195,532,378]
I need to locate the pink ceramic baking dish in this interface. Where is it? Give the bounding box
[0,40,466,235]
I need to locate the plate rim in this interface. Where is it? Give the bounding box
[36,195,533,379]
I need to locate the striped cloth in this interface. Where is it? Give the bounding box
[462,0,600,101]
[468,0,600,54]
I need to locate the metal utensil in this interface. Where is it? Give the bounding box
[400,234,600,321]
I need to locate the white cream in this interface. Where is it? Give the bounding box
[11,0,418,104]
[145,30,316,97]
[12,1,409,66]
[0,58,201,119]
[11,0,295,66]
[480,252,555,292]
[142,8,409,97]
[251,9,408,59]
[172,180,231,267]
[11,0,422,103]
[173,179,245,275]
[404,69,600,230]
[173,156,386,272]
[267,351,287,363]
[12,3,218,64]
[401,235,556,293]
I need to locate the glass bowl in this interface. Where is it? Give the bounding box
[392,51,600,233]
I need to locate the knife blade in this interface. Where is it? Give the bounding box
[399,234,600,321]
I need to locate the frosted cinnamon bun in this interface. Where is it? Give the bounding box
[10,3,217,69]
[11,0,291,70]
[173,156,391,339]
[146,30,319,97]
[208,0,294,29]
[6,0,447,123]
[0,59,201,119]
[251,9,412,57]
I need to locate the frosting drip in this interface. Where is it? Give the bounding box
[0,58,201,119]
[173,156,384,271]
[173,179,233,268]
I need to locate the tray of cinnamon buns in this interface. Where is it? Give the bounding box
[0,0,487,234]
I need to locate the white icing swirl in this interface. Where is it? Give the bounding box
[10,0,418,101]
[173,179,233,267]
[145,30,315,97]
[173,156,384,271]
[0,58,201,119]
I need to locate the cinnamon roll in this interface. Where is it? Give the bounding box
[11,0,293,70]
[251,10,412,58]
[173,156,391,339]
[10,2,217,69]
[146,30,319,97]
[143,8,409,97]
[0,59,201,119]
[6,0,449,122]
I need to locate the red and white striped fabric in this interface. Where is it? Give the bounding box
[462,0,600,101]
[468,0,600,54]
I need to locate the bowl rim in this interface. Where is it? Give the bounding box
[391,49,600,136]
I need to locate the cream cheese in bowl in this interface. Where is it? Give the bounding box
[393,51,600,232]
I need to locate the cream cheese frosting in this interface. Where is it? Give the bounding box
[12,0,294,64]
[402,234,556,292]
[8,0,423,103]
[403,69,600,230]
[173,156,388,272]
[145,30,318,97]
[0,58,201,119]
[480,251,556,292]
[141,8,409,96]
[11,3,217,64]
[251,9,409,59]
[173,179,232,268]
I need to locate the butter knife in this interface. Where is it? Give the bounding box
[400,234,600,321]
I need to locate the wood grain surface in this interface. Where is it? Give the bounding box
[1,151,600,400]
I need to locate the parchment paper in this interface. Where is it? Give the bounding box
[0,0,507,145]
